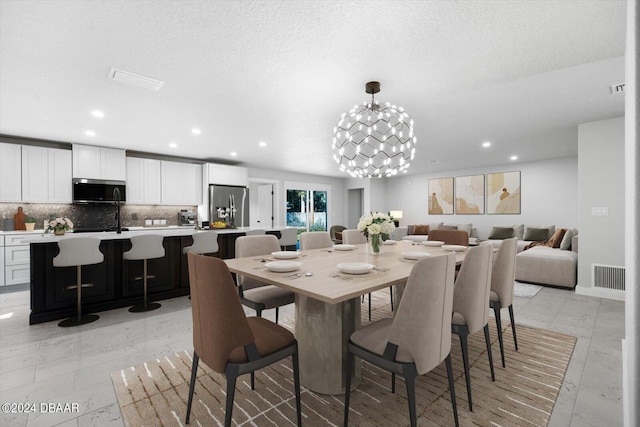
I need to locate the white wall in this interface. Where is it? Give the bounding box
[384,156,579,239]
[577,116,625,295]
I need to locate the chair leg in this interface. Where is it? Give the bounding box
[509,305,519,351]
[292,348,302,427]
[344,351,354,426]
[405,373,417,427]
[484,324,496,381]
[389,286,394,311]
[445,355,459,427]
[275,307,279,324]
[251,372,255,390]
[493,305,506,368]
[224,373,238,427]
[458,329,473,411]
[256,309,262,318]
[391,372,396,393]
[368,293,372,321]
[129,259,161,313]
[185,352,199,424]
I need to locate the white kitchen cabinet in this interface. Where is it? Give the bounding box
[0,238,5,286]
[21,146,72,203]
[205,164,248,187]
[4,234,30,286]
[126,157,161,204]
[73,144,126,180]
[0,143,22,202]
[161,161,202,205]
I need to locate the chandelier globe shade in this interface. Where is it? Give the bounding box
[332,81,416,178]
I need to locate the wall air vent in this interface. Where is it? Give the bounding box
[592,264,625,291]
[108,68,164,91]
[609,83,625,94]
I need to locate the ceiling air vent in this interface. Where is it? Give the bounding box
[609,83,625,94]
[108,68,164,91]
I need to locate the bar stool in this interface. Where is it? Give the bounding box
[183,231,219,255]
[124,234,165,312]
[54,237,103,327]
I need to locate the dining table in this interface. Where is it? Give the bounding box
[224,239,468,395]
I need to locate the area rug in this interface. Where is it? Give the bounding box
[112,294,575,426]
[514,281,544,299]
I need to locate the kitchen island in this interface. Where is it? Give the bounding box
[24,226,288,324]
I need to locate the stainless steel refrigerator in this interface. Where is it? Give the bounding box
[208,185,250,228]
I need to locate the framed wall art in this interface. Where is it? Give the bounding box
[486,171,521,214]
[455,174,485,214]
[428,177,454,214]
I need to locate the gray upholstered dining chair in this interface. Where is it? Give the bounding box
[342,228,394,320]
[183,231,219,255]
[490,237,519,367]
[235,235,295,324]
[344,253,459,427]
[299,231,333,250]
[451,243,495,411]
[185,253,301,427]
[428,229,469,246]
[278,227,298,250]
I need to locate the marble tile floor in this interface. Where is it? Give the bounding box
[0,284,624,427]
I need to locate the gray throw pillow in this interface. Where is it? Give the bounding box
[488,226,515,240]
[524,227,550,242]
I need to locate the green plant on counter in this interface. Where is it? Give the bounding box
[25,216,36,223]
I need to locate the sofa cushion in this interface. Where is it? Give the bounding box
[524,227,551,241]
[457,223,473,235]
[488,226,515,240]
[413,225,430,235]
[514,224,525,240]
[516,246,578,288]
[439,225,458,231]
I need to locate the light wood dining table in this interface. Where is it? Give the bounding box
[224,239,467,395]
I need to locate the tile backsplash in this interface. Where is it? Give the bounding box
[0,203,197,230]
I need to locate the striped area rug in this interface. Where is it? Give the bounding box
[112,291,576,426]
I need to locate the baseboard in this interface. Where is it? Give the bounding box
[575,284,625,301]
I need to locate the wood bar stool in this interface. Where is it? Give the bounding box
[124,234,165,312]
[54,237,103,327]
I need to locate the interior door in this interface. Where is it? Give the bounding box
[257,184,273,228]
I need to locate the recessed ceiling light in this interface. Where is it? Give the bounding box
[91,110,104,118]
[510,155,518,161]
[259,141,267,147]
[85,130,96,137]
[230,152,238,157]
[169,142,177,148]
[191,128,201,135]
[482,141,491,148]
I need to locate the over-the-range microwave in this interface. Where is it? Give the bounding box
[72,178,126,204]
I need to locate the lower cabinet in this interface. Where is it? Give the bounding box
[4,234,30,286]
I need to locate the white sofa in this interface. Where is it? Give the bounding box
[515,235,579,288]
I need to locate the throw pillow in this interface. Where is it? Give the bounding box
[457,223,473,235]
[548,228,567,248]
[513,224,525,240]
[524,227,550,242]
[439,225,458,231]
[488,226,515,240]
[429,222,444,232]
[560,228,576,250]
[413,225,430,235]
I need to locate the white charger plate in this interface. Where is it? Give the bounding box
[442,244,467,252]
[422,240,444,247]
[265,261,302,273]
[382,240,397,245]
[400,251,431,260]
[271,251,300,259]
[336,262,374,274]
[333,244,355,251]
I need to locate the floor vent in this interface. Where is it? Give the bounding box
[592,264,625,291]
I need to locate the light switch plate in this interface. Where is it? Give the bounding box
[591,207,609,216]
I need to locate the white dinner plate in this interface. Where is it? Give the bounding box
[382,240,397,245]
[264,261,302,273]
[271,251,300,259]
[400,251,431,260]
[442,244,467,252]
[333,244,355,251]
[336,262,374,275]
[422,240,444,247]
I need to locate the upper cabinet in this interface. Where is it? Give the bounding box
[126,157,161,205]
[205,164,248,187]
[161,161,202,205]
[0,143,22,202]
[21,145,72,203]
[72,144,126,181]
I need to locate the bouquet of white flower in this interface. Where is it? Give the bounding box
[356,212,395,254]
[45,217,74,234]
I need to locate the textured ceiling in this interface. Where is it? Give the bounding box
[0,0,626,177]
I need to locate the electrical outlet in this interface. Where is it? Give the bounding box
[591,207,609,216]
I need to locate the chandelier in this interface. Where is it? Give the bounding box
[332,81,416,178]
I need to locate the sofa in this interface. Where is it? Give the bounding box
[394,222,478,242]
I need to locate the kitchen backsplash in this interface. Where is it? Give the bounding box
[0,203,197,230]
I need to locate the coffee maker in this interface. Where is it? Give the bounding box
[178,210,196,226]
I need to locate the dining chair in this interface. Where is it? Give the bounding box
[183,231,219,255]
[235,235,295,324]
[342,228,394,320]
[278,227,298,250]
[330,225,346,243]
[299,231,333,250]
[428,229,469,246]
[123,234,165,312]
[490,237,519,368]
[344,253,459,427]
[185,253,302,427]
[451,243,495,411]
[53,237,104,327]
